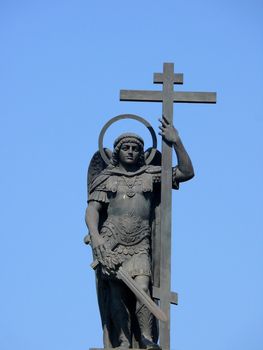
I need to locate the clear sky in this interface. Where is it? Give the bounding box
[1,1,262,350]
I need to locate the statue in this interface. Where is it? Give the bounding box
[84,62,216,349]
[85,116,194,349]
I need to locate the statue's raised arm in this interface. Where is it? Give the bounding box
[158,116,194,186]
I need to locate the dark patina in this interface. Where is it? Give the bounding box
[85,63,216,349]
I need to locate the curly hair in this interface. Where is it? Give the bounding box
[111,133,145,167]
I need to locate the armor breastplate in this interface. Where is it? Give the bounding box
[106,173,153,194]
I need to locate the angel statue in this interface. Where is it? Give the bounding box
[84,115,194,349]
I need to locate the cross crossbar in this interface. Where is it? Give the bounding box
[120,90,216,103]
[152,286,178,306]
[154,72,184,84]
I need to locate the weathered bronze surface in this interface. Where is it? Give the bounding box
[84,63,216,349]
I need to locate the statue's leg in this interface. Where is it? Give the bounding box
[134,275,160,349]
[109,279,131,347]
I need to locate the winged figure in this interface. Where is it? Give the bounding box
[85,117,194,349]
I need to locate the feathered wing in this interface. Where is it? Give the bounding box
[87,148,112,195]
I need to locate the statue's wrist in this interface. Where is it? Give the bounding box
[173,137,183,148]
[90,232,100,242]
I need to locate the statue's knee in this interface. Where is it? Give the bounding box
[135,276,150,294]
[141,283,149,293]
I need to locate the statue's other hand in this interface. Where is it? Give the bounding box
[158,116,179,144]
[91,234,107,262]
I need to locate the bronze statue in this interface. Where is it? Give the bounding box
[85,116,194,349]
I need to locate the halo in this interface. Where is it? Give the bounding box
[99,114,157,165]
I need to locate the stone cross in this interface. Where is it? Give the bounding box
[120,62,216,349]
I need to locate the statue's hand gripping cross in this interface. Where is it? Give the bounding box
[120,62,216,349]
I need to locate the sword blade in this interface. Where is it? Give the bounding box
[117,267,167,322]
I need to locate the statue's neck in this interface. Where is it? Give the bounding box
[118,163,140,173]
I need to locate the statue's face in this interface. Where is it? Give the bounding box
[119,142,141,165]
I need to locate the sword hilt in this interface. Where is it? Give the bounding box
[84,233,100,269]
[91,259,99,270]
[84,233,118,270]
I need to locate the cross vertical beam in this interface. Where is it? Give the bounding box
[120,62,216,350]
[158,63,174,349]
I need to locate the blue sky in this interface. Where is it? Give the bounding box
[0,1,262,350]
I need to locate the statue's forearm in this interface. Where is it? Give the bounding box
[85,204,100,236]
[173,137,194,181]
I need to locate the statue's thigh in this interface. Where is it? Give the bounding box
[122,252,151,278]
